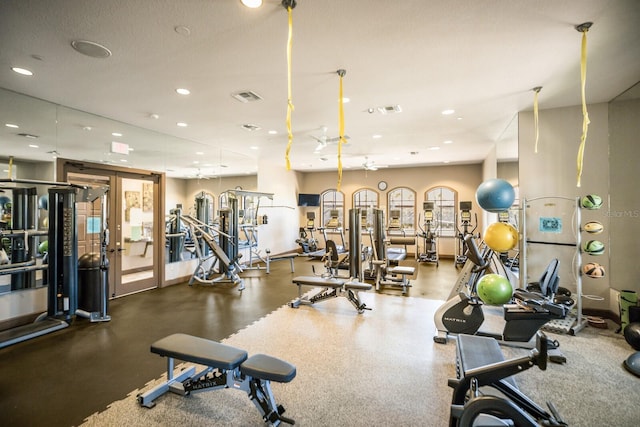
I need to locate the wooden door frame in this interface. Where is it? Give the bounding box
[56,158,166,292]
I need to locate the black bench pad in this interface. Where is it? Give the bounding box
[151,333,248,370]
[292,276,345,288]
[241,354,297,383]
[457,334,516,388]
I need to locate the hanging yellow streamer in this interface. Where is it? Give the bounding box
[337,70,347,191]
[533,87,541,153]
[284,6,295,170]
[576,27,590,187]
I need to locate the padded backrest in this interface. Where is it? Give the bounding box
[538,258,560,297]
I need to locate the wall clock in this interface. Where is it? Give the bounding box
[377,181,388,191]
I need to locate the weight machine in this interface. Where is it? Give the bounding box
[0,179,110,349]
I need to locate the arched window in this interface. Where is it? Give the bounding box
[425,186,456,237]
[387,187,415,231]
[353,188,378,229]
[321,189,344,229]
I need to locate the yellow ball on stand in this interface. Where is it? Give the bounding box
[484,222,518,252]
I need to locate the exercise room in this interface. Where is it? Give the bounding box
[1,1,640,426]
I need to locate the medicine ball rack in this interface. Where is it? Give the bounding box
[521,196,588,335]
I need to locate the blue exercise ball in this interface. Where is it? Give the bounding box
[476,179,515,213]
[38,194,48,210]
[0,195,10,208]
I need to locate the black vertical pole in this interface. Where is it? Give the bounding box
[47,187,77,321]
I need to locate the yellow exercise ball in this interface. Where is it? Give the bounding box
[484,222,518,252]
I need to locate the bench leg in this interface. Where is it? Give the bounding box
[137,357,196,408]
[248,378,295,426]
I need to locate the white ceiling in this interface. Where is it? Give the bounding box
[1,0,639,178]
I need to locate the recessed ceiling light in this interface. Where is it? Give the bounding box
[193,160,199,164]
[456,117,463,121]
[112,132,122,137]
[428,146,441,151]
[120,159,128,163]
[28,144,38,148]
[11,67,33,76]
[250,146,259,150]
[443,160,450,164]
[82,126,92,131]
[441,109,455,115]
[372,134,382,139]
[5,123,19,129]
[342,97,350,103]
[241,0,262,8]
[268,130,278,135]
[177,122,188,127]
[150,114,160,120]
[443,140,453,144]
[176,88,190,95]
[128,147,134,152]
[71,40,112,58]
[195,151,204,155]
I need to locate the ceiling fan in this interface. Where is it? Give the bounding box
[362,156,388,171]
[309,126,349,152]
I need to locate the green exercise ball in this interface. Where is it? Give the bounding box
[477,273,513,305]
[38,240,48,254]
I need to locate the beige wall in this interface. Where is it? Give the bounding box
[609,97,640,312]
[298,164,484,257]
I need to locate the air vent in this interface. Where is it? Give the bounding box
[241,124,261,131]
[377,105,402,114]
[231,91,263,103]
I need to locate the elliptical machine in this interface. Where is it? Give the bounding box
[454,201,478,268]
[434,234,570,362]
[417,201,439,266]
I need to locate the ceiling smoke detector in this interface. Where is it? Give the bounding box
[71,40,112,58]
[231,91,263,103]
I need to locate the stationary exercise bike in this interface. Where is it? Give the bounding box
[434,234,570,362]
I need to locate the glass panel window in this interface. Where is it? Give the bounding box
[387,187,415,232]
[353,188,378,229]
[426,187,456,237]
[321,190,344,229]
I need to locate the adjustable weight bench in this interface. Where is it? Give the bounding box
[137,333,296,426]
[291,275,372,313]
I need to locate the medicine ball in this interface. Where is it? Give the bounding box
[476,179,515,213]
[583,240,605,255]
[477,274,513,305]
[583,262,605,278]
[581,194,603,210]
[624,322,640,351]
[484,222,518,252]
[583,221,604,234]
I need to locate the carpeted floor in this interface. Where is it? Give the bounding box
[82,291,640,426]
